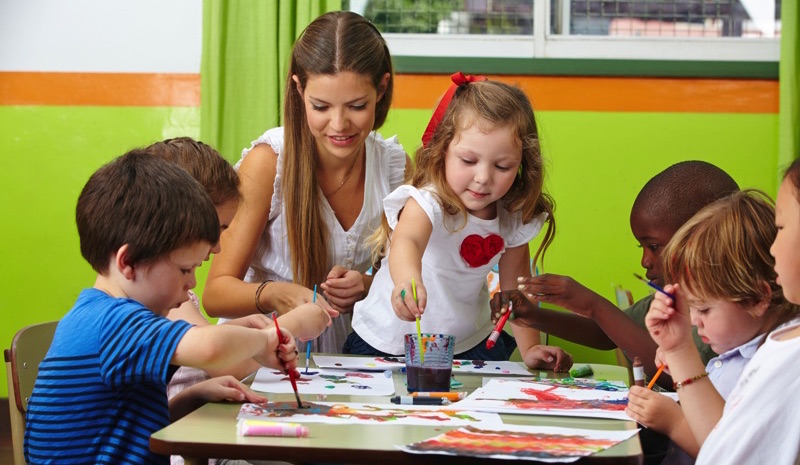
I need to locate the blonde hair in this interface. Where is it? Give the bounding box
[282,11,393,287]
[370,79,555,266]
[663,189,799,334]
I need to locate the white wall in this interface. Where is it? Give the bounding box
[0,0,202,73]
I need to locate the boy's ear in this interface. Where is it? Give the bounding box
[292,75,303,97]
[752,280,773,317]
[115,244,136,280]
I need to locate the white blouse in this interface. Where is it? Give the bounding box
[237,127,406,354]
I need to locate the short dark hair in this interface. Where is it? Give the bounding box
[76,149,220,273]
[146,137,240,207]
[632,160,739,232]
[784,157,800,204]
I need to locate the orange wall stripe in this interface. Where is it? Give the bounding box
[394,74,778,114]
[0,72,200,107]
[1,71,777,113]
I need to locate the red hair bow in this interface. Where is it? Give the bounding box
[421,71,487,147]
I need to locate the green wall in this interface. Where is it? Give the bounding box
[0,104,778,396]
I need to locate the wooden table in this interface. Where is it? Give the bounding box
[151,362,642,464]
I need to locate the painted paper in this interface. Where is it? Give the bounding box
[455,379,633,421]
[311,355,532,376]
[399,424,639,463]
[251,367,395,396]
[237,401,504,426]
[451,360,532,376]
[312,355,404,371]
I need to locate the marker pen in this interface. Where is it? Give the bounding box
[390,396,450,406]
[410,391,466,401]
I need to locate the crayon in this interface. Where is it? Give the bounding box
[390,396,450,406]
[569,364,593,378]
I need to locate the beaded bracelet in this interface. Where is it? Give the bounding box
[254,280,273,315]
[673,372,709,390]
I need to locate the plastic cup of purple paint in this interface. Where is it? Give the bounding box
[404,333,455,392]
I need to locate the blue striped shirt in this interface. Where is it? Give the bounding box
[24,288,191,464]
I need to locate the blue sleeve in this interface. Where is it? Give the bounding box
[98,303,192,388]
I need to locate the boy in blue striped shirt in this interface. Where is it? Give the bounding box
[24,150,298,464]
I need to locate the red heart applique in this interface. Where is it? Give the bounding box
[459,234,505,268]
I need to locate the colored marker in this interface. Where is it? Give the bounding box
[647,364,665,390]
[390,396,450,406]
[410,391,466,401]
[632,357,645,387]
[237,419,309,437]
[486,301,512,350]
[272,314,303,409]
[633,273,675,299]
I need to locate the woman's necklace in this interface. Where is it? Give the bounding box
[323,149,362,198]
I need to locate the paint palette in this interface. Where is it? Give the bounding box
[251,367,396,396]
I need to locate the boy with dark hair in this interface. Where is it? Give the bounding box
[24,150,298,464]
[492,160,739,388]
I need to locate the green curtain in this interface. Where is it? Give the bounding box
[779,0,799,171]
[200,0,341,161]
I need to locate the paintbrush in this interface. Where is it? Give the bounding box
[272,314,303,409]
[305,285,316,375]
[412,278,424,363]
[633,273,675,299]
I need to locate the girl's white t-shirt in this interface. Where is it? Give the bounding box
[351,185,545,355]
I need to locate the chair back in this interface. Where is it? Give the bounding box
[4,321,58,465]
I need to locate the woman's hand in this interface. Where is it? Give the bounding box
[266,281,338,319]
[320,265,365,314]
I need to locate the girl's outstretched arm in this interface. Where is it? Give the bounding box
[499,244,572,371]
[388,197,433,320]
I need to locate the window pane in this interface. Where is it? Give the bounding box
[347,0,534,35]
[552,0,780,37]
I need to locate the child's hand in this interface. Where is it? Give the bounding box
[188,376,268,404]
[645,283,693,354]
[521,344,573,372]
[516,274,602,318]
[489,290,537,326]
[289,302,335,341]
[392,280,427,321]
[223,313,272,329]
[170,375,267,421]
[255,327,299,373]
[626,385,682,434]
[320,265,365,314]
[654,348,672,377]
